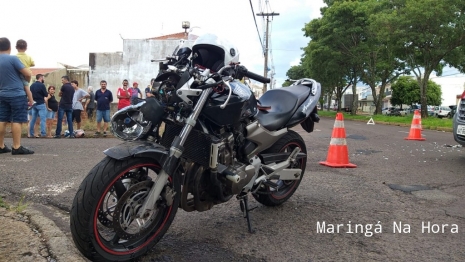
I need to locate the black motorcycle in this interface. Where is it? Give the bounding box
[70,37,321,261]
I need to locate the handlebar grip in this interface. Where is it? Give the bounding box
[244,70,271,83]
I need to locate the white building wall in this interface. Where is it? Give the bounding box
[89,39,194,99]
[430,75,465,106]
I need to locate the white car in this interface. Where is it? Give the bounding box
[399,108,409,116]
[435,106,452,118]
[382,107,395,115]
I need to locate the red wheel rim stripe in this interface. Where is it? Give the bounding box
[93,163,173,255]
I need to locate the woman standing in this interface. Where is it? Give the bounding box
[45,86,58,138]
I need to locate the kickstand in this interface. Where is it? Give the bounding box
[238,194,255,233]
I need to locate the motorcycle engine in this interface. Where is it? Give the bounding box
[214,132,255,195]
[216,132,235,167]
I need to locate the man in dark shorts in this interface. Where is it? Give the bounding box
[0,37,34,154]
[94,80,113,137]
[71,80,89,130]
[84,86,95,120]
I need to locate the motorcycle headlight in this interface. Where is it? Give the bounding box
[111,102,152,140]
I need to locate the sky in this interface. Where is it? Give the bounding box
[0,0,326,88]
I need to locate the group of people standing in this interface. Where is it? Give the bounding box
[28,78,150,139]
[30,76,115,139]
[0,37,35,154]
[0,36,159,155]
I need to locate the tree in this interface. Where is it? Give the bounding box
[359,0,409,114]
[426,81,442,106]
[301,33,349,111]
[379,0,465,117]
[391,76,417,107]
[303,0,369,114]
[391,76,442,107]
[282,65,307,87]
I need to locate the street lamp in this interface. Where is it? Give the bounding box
[182,21,190,38]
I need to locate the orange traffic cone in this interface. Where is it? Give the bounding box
[405,110,425,141]
[319,113,357,168]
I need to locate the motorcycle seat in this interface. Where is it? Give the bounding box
[256,85,311,131]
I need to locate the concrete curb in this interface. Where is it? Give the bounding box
[25,205,86,262]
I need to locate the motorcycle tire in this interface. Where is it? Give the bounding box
[253,130,307,206]
[70,156,181,262]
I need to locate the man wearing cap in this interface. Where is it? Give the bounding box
[130,82,142,101]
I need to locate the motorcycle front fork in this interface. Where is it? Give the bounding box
[137,88,213,218]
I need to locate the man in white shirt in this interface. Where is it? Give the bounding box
[71,80,89,134]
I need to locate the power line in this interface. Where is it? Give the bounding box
[269,49,302,51]
[430,72,465,79]
[269,15,275,89]
[249,0,264,54]
[265,0,272,13]
[257,10,279,92]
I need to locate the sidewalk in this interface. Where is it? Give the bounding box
[0,203,86,262]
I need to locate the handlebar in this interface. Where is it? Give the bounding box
[244,70,270,83]
[236,65,270,83]
[191,65,269,110]
[217,65,271,84]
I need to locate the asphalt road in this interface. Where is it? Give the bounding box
[1,117,464,262]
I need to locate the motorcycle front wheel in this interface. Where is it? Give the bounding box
[70,156,180,262]
[253,130,307,206]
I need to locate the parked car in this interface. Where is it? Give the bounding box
[388,108,402,116]
[434,106,452,118]
[453,91,465,146]
[448,105,457,118]
[399,108,409,116]
[382,107,396,115]
[405,105,435,116]
[424,105,435,116]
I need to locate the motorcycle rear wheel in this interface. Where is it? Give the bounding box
[70,156,180,262]
[253,130,307,206]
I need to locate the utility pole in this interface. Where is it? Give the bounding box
[256,11,279,93]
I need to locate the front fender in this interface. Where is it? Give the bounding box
[104,141,168,161]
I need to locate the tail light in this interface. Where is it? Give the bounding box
[461,90,465,100]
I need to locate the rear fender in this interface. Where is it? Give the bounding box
[286,79,322,131]
[104,141,168,161]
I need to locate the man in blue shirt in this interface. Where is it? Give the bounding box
[54,76,75,138]
[29,74,48,138]
[0,37,34,155]
[94,80,113,137]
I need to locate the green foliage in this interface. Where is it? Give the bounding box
[283,65,307,87]
[291,0,465,117]
[302,0,409,115]
[13,196,28,213]
[426,81,442,106]
[391,76,419,106]
[378,0,465,116]
[286,65,307,80]
[282,81,292,87]
[0,195,28,212]
[317,110,453,129]
[391,76,442,106]
[0,196,8,209]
